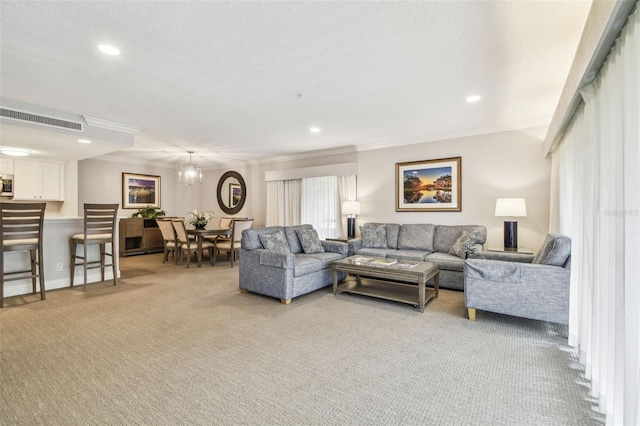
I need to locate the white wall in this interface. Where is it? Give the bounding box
[78,159,199,219]
[356,127,551,250]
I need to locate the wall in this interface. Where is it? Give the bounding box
[356,127,551,250]
[78,159,199,219]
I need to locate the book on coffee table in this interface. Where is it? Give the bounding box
[395,260,418,268]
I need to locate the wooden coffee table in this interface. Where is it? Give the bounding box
[332,256,439,312]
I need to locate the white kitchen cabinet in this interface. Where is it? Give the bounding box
[0,157,14,174]
[13,159,65,201]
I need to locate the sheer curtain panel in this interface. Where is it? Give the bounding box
[301,176,340,239]
[550,8,639,426]
[265,180,301,227]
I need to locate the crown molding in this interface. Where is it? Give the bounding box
[83,116,142,134]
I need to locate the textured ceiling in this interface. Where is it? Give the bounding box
[0,1,592,167]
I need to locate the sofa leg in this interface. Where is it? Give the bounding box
[468,308,476,321]
[280,299,291,305]
[239,289,248,294]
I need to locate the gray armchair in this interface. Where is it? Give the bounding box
[464,233,572,324]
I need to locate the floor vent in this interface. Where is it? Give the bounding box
[0,107,83,132]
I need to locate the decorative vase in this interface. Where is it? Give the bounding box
[194,223,206,230]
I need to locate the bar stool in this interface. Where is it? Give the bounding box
[0,202,47,308]
[70,203,118,290]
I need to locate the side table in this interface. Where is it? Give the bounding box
[487,247,533,254]
[326,237,350,243]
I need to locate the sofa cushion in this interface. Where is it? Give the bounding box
[299,252,343,268]
[242,226,285,250]
[386,250,432,261]
[295,228,325,254]
[293,256,323,277]
[532,233,571,266]
[258,230,291,253]
[397,224,435,251]
[425,252,465,272]
[433,225,487,253]
[360,225,388,248]
[362,223,400,249]
[284,224,313,254]
[448,230,481,258]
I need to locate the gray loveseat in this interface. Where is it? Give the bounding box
[348,222,487,291]
[239,224,348,304]
[464,233,572,324]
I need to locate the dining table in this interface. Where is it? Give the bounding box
[187,228,232,267]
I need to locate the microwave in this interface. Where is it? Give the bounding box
[1,174,13,196]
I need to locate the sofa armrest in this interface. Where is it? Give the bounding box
[347,238,362,255]
[321,240,348,256]
[464,259,565,282]
[467,250,534,263]
[258,250,295,269]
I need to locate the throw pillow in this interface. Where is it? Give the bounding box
[448,230,479,258]
[295,228,325,254]
[258,230,291,253]
[532,233,571,266]
[360,225,388,248]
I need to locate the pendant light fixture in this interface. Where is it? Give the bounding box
[179,151,202,186]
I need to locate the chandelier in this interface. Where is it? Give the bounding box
[179,151,202,186]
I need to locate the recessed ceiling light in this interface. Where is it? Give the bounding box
[78,139,92,144]
[98,44,120,55]
[310,127,320,133]
[465,95,482,103]
[0,147,31,157]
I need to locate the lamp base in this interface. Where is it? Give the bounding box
[504,221,518,250]
[347,217,356,239]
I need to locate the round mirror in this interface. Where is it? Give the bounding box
[217,171,246,215]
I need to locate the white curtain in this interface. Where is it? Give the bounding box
[301,176,340,239]
[550,8,639,426]
[338,175,358,236]
[265,179,301,227]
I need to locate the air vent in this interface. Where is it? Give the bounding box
[0,107,83,132]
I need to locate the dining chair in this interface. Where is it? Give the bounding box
[0,202,47,308]
[214,218,254,268]
[70,203,119,290]
[204,217,247,246]
[157,219,178,263]
[171,219,215,268]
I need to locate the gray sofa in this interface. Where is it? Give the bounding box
[348,222,487,291]
[464,233,572,324]
[239,224,348,304]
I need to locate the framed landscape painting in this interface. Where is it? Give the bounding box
[122,173,161,209]
[396,157,461,212]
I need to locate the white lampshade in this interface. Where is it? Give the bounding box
[495,198,527,217]
[342,201,361,215]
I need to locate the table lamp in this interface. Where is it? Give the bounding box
[495,198,527,250]
[342,201,361,239]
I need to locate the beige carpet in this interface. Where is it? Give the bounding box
[1,253,603,425]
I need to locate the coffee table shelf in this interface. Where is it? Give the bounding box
[332,256,439,312]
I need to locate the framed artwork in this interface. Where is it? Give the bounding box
[122,173,161,209]
[229,183,242,207]
[396,157,461,212]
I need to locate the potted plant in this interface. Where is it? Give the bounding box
[132,205,166,219]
